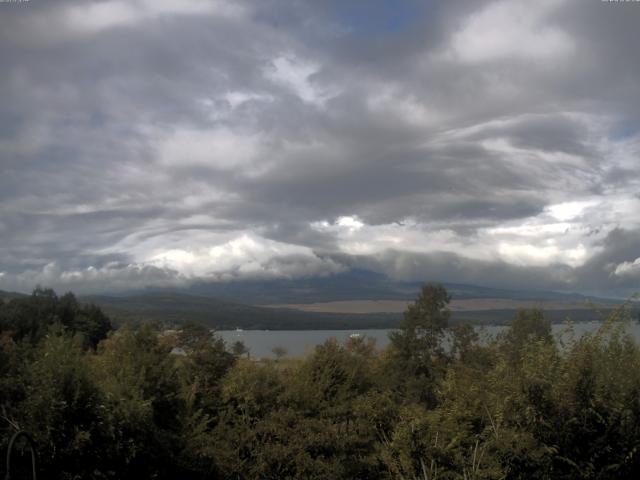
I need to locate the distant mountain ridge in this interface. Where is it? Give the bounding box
[175,269,617,305]
[82,290,634,330]
[0,289,28,301]
[81,291,400,330]
[77,269,628,329]
[1,270,621,305]
[3,270,633,330]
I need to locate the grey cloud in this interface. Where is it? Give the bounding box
[572,228,640,297]
[1,0,639,295]
[332,227,640,298]
[0,261,186,295]
[332,250,574,294]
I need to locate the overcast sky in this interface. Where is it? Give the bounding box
[1,0,639,296]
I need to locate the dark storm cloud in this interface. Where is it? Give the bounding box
[332,250,575,294]
[572,228,640,297]
[0,0,639,295]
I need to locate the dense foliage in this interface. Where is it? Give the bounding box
[2,285,640,479]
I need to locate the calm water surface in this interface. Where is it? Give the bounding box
[219,321,640,358]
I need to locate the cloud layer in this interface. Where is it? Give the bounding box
[1,0,639,296]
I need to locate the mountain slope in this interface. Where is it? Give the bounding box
[82,292,401,330]
[180,269,618,305]
[81,290,635,331]
[0,289,28,302]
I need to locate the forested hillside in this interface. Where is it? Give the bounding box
[82,290,631,330]
[82,291,402,330]
[2,286,640,479]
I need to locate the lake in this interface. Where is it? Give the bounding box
[219,321,640,358]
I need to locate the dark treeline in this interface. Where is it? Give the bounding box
[1,285,640,479]
[83,291,403,330]
[79,291,636,331]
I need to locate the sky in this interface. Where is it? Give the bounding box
[0,0,639,297]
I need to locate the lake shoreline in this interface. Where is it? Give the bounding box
[218,321,640,358]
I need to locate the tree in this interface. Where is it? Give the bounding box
[499,309,551,363]
[174,321,236,418]
[232,340,250,358]
[344,335,376,358]
[74,303,112,349]
[450,323,482,365]
[386,284,451,404]
[93,323,185,478]
[391,283,451,352]
[177,320,212,353]
[18,325,110,477]
[0,288,112,348]
[272,345,287,360]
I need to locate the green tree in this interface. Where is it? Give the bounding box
[390,283,451,355]
[499,309,552,363]
[18,325,110,479]
[0,288,111,348]
[92,323,184,478]
[386,283,451,405]
[272,345,287,360]
[176,321,236,413]
[231,340,249,358]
